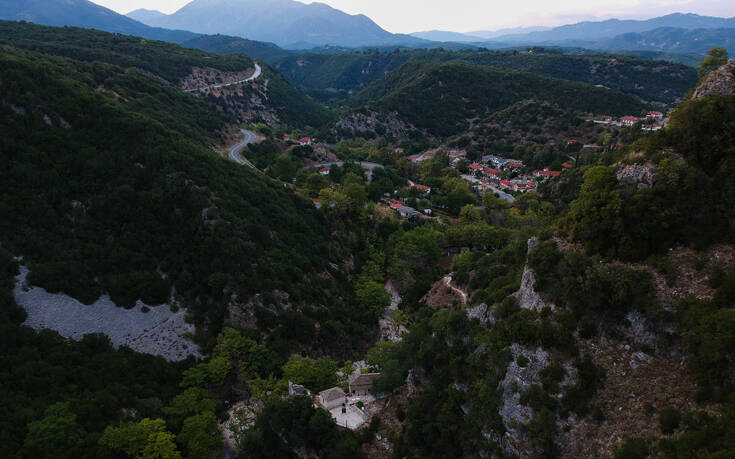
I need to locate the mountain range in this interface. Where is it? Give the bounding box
[127,0,426,49]
[488,12,735,44]
[0,0,197,43]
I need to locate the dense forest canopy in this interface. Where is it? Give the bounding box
[353,61,648,136]
[270,47,697,104]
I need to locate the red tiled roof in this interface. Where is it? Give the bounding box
[412,184,430,190]
[537,170,561,176]
[507,162,522,168]
[621,116,639,121]
[562,162,573,168]
[299,137,311,142]
[500,180,512,186]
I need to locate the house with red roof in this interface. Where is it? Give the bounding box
[483,166,501,177]
[283,132,290,141]
[507,162,522,169]
[299,137,312,146]
[620,116,639,127]
[410,184,431,194]
[535,169,562,178]
[394,147,404,154]
[499,180,512,189]
[646,111,663,119]
[567,139,578,145]
[389,199,403,208]
[562,162,573,169]
[319,167,330,176]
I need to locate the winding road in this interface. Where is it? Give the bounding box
[228,129,260,169]
[184,62,262,93]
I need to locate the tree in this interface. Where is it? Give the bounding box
[459,204,483,225]
[163,388,219,430]
[355,280,391,319]
[177,411,223,459]
[99,418,181,459]
[281,354,338,393]
[699,47,729,79]
[23,402,86,458]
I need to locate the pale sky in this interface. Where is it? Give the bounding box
[94,0,735,33]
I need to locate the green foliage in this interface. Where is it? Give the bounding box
[0,21,251,84]
[0,246,185,458]
[355,280,390,320]
[99,418,181,459]
[271,48,695,104]
[659,407,682,434]
[613,437,649,459]
[677,297,735,397]
[22,403,86,459]
[162,388,219,431]
[698,47,729,79]
[177,412,222,459]
[281,355,338,393]
[0,44,353,351]
[354,61,647,136]
[237,397,363,459]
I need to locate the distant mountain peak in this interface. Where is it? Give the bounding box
[125,0,426,49]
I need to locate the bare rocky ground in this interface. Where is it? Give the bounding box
[179,66,256,91]
[14,266,201,361]
[559,336,718,458]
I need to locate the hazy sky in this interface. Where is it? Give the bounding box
[93,0,735,33]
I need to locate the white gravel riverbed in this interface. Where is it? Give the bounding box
[14,266,201,361]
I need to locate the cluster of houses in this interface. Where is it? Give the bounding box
[593,111,666,131]
[458,155,570,195]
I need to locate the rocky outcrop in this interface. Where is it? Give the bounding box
[512,237,552,312]
[333,110,417,140]
[498,344,550,454]
[692,60,735,100]
[616,162,658,189]
[513,266,547,311]
[379,280,407,342]
[465,303,495,326]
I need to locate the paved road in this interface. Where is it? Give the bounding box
[228,129,260,168]
[184,63,262,93]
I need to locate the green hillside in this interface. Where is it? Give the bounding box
[181,34,292,62]
[0,21,335,129]
[0,44,364,351]
[271,48,697,103]
[354,61,648,136]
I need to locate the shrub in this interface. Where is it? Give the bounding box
[613,437,648,459]
[659,407,682,434]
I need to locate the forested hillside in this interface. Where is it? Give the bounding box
[271,48,697,103]
[0,44,369,355]
[0,21,335,129]
[353,61,647,136]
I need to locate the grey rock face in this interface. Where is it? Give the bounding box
[498,344,550,441]
[616,162,658,189]
[692,60,735,100]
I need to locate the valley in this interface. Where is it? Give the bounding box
[1,5,735,459]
